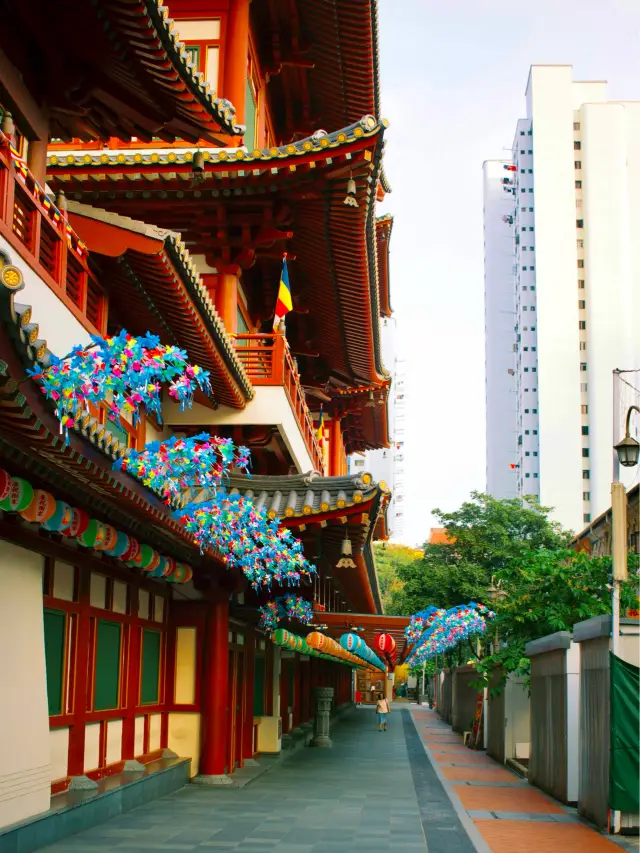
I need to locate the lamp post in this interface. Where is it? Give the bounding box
[612,402,638,657]
[487,576,507,652]
[610,393,638,836]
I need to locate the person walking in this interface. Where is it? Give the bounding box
[376,693,390,731]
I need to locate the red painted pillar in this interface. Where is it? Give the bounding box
[242,637,255,759]
[222,0,250,123]
[199,595,229,776]
[279,660,289,734]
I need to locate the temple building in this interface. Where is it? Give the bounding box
[0,0,401,845]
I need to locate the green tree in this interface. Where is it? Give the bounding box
[373,543,422,614]
[472,549,638,689]
[396,492,570,613]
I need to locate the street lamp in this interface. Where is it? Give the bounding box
[486,577,507,653]
[614,405,640,468]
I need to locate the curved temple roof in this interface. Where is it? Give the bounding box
[0,0,244,143]
[47,116,390,388]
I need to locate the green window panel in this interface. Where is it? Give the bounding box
[245,77,257,149]
[94,619,122,711]
[43,608,66,716]
[141,629,161,705]
[253,656,265,716]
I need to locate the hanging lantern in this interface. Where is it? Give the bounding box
[105,531,130,559]
[42,501,73,533]
[20,489,57,524]
[63,507,90,538]
[192,150,204,173]
[0,477,34,512]
[365,389,375,408]
[336,535,356,569]
[0,469,11,502]
[343,174,358,208]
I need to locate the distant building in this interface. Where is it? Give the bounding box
[428,528,450,545]
[483,65,640,532]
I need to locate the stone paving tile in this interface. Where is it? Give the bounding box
[474,820,627,851]
[453,783,566,813]
[440,764,519,783]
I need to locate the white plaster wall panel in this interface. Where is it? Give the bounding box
[112,581,128,615]
[106,719,123,765]
[48,728,69,782]
[0,542,51,827]
[582,103,635,520]
[149,714,162,751]
[84,723,101,772]
[138,589,150,620]
[90,573,107,609]
[154,595,164,624]
[163,386,315,474]
[168,713,200,777]
[483,160,518,499]
[0,234,92,357]
[134,716,145,756]
[53,561,75,602]
[527,66,584,531]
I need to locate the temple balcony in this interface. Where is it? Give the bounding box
[164,332,325,475]
[0,132,105,356]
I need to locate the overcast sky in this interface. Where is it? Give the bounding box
[376,0,640,546]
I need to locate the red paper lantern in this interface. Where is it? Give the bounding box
[0,469,11,502]
[63,507,90,538]
[374,633,396,655]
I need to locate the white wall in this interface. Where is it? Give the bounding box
[0,235,92,358]
[0,542,51,828]
[483,160,517,499]
[526,67,586,531]
[163,387,315,474]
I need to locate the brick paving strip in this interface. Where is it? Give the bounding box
[410,706,628,853]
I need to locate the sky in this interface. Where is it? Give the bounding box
[376,0,640,547]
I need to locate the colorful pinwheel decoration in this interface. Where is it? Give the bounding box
[30,331,211,443]
[405,602,495,665]
[178,493,315,590]
[258,594,314,632]
[115,433,250,507]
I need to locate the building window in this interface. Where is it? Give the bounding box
[574,141,581,150]
[574,122,581,131]
[577,259,584,268]
[577,240,584,248]
[582,426,589,435]
[579,321,586,329]
[94,619,122,711]
[583,491,591,500]
[525,429,530,434]
[581,404,588,414]
[533,408,538,413]
[525,408,530,413]
[576,180,582,189]
[577,219,584,228]
[520,131,525,136]
[582,448,590,457]
[580,341,587,350]
[528,130,533,135]
[575,161,582,169]
[520,149,525,154]
[580,362,587,371]
[525,473,530,478]
[579,279,585,288]
[43,609,67,716]
[529,207,533,212]
[580,382,588,392]
[578,300,586,308]
[583,513,591,523]
[528,169,533,173]
[140,629,162,705]
[533,429,538,435]
[521,169,526,174]
[530,265,535,271]
[533,451,538,457]
[529,227,534,231]
[583,470,590,479]
[525,451,530,456]
[523,306,528,310]
[529,188,533,193]
[530,326,535,331]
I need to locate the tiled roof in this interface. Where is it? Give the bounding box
[47,116,386,169]
[67,202,254,407]
[226,471,389,520]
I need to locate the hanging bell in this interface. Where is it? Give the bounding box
[336,536,356,568]
[365,389,375,407]
[192,150,205,173]
[343,176,358,208]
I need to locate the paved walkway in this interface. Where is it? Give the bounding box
[38,706,635,853]
[411,706,635,853]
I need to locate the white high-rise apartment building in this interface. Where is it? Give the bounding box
[484,65,640,533]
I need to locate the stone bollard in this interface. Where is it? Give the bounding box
[310,686,334,748]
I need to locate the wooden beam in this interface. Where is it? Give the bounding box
[0,48,49,140]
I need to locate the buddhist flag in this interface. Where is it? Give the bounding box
[316,406,325,443]
[273,256,292,331]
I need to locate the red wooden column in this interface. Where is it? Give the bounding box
[67,569,92,777]
[279,658,289,734]
[301,659,311,723]
[292,655,303,729]
[242,636,255,759]
[222,0,250,123]
[199,594,229,776]
[121,585,141,761]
